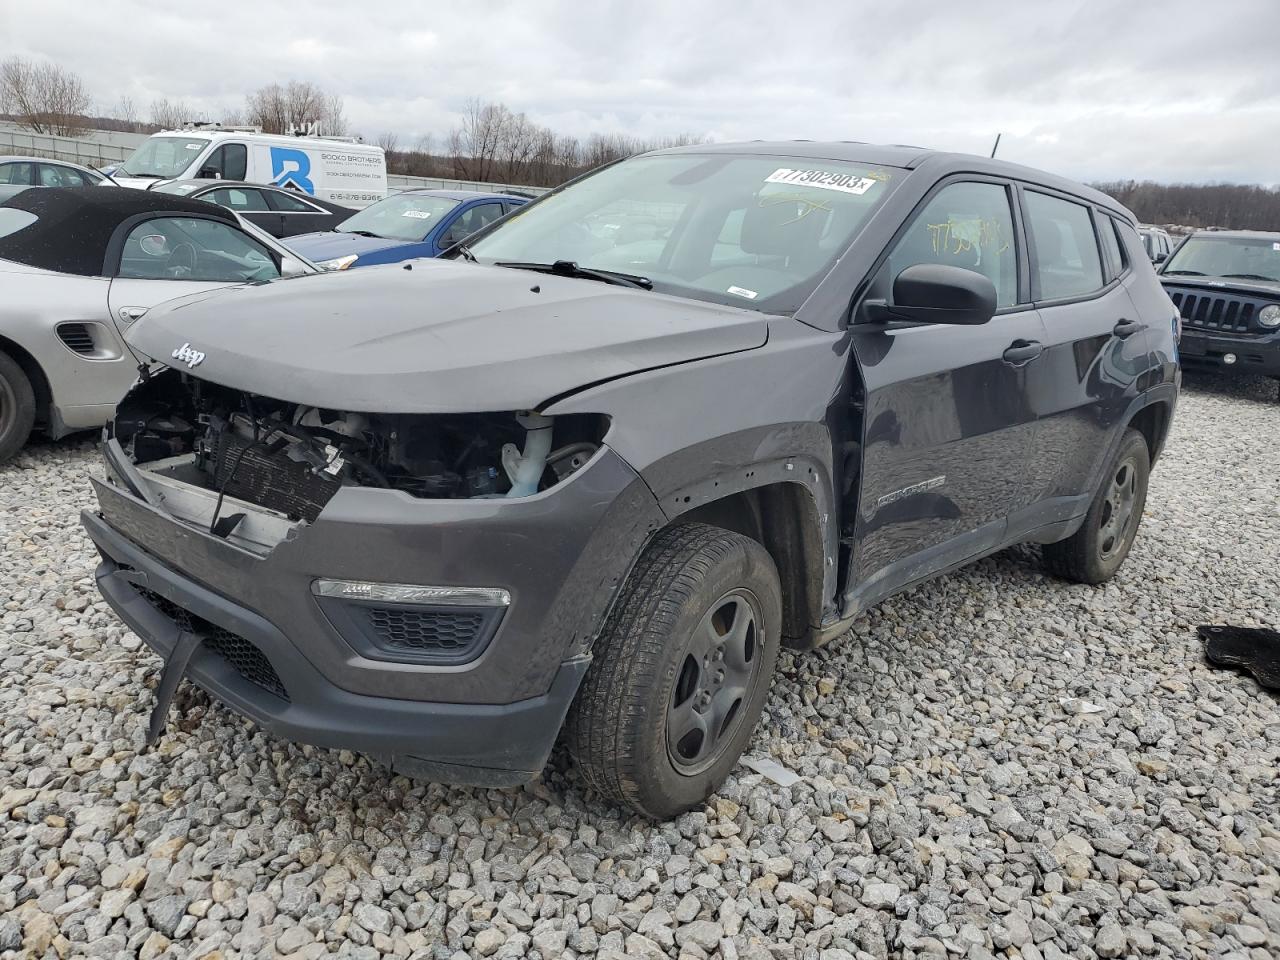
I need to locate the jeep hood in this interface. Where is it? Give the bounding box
[1160,275,1280,297]
[126,258,770,412]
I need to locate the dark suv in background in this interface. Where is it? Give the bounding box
[83,143,1179,817]
[1159,229,1280,380]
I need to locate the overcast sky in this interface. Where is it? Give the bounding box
[3,0,1278,185]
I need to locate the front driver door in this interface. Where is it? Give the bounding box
[845,178,1047,610]
[436,201,505,253]
[106,214,282,353]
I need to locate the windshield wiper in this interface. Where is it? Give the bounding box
[455,244,477,263]
[1164,269,1205,276]
[340,229,383,238]
[123,172,164,179]
[494,259,653,290]
[1221,273,1277,282]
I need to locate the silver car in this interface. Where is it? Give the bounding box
[0,187,316,462]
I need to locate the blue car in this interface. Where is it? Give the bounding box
[288,189,528,270]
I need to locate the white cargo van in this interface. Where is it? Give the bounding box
[111,126,386,208]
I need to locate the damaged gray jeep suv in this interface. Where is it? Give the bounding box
[83,143,1180,817]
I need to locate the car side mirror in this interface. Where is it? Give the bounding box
[863,263,998,326]
[280,256,309,278]
[198,167,222,180]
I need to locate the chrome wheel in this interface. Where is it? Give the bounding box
[1098,455,1139,560]
[666,589,763,776]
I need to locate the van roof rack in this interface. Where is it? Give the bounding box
[180,121,264,133]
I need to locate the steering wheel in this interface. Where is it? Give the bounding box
[165,242,198,279]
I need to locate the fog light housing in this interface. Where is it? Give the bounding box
[313,579,510,665]
[313,579,510,606]
[1223,353,1238,365]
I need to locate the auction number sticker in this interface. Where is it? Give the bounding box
[402,210,434,219]
[765,168,879,195]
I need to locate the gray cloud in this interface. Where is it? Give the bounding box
[4,0,1278,184]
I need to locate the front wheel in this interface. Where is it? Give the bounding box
[566,523,782,818]
[0,351,36,465]
[1044,428,1150,584]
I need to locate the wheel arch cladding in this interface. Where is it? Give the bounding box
[0,336,52,426]
[672,480,827,650]
[1128,399,1172,465]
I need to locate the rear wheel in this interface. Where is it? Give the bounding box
[567,523,781,818]
[0,351,36,465]
[1044,428,1149,584]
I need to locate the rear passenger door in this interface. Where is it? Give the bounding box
[1015,190,1149,535]
[848,178,1047,605]
[204,186,280,235]
[264,188,330,237]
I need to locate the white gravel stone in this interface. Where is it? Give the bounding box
[1,373,1278,960]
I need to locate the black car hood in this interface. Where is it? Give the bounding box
[126,258,770,412]
[1160,275,1280,298]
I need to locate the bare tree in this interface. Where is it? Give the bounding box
[109,95,142,131]
[0,56,91,136]
[447,98,512,182]
[397,99,707,187]
[376,131,399,154]
[245,81,346,136]
[149,97,195,129]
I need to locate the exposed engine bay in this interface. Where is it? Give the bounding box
[112,370,607,530]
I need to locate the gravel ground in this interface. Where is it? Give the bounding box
[1,370,1278,960]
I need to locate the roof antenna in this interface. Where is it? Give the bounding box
[990,133,1002,159]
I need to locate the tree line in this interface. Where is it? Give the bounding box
[1092,180,1280,231]
[5,56,1278,214]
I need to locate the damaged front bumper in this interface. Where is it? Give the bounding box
[82,438,664,786]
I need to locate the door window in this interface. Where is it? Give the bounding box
[205,187,270,211]
[37,163,92,187]
[201,143,247,180]
[116,216,280,282]
[0,162,34,185]
[266,189,318,213]
[883,180,1018,308]
[445,202,505,244]
[1025,191,1104,300]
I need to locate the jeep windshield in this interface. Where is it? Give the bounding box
[464,153,899,313]
[1164,235,1280,284]
[120,137,210,178]
[335,194,460,241]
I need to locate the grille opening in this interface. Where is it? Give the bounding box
[361,606,486,653]
[132,583,289,701]
[57,323,96,354]
[1169,290,1265,335]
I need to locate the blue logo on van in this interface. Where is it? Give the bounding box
[270,147,315,194]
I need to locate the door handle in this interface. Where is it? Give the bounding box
[117,306,148,324]
[1002,340,1043,365]
[1113,318,1141,339]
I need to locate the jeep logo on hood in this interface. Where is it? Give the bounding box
[171,343,206,369]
